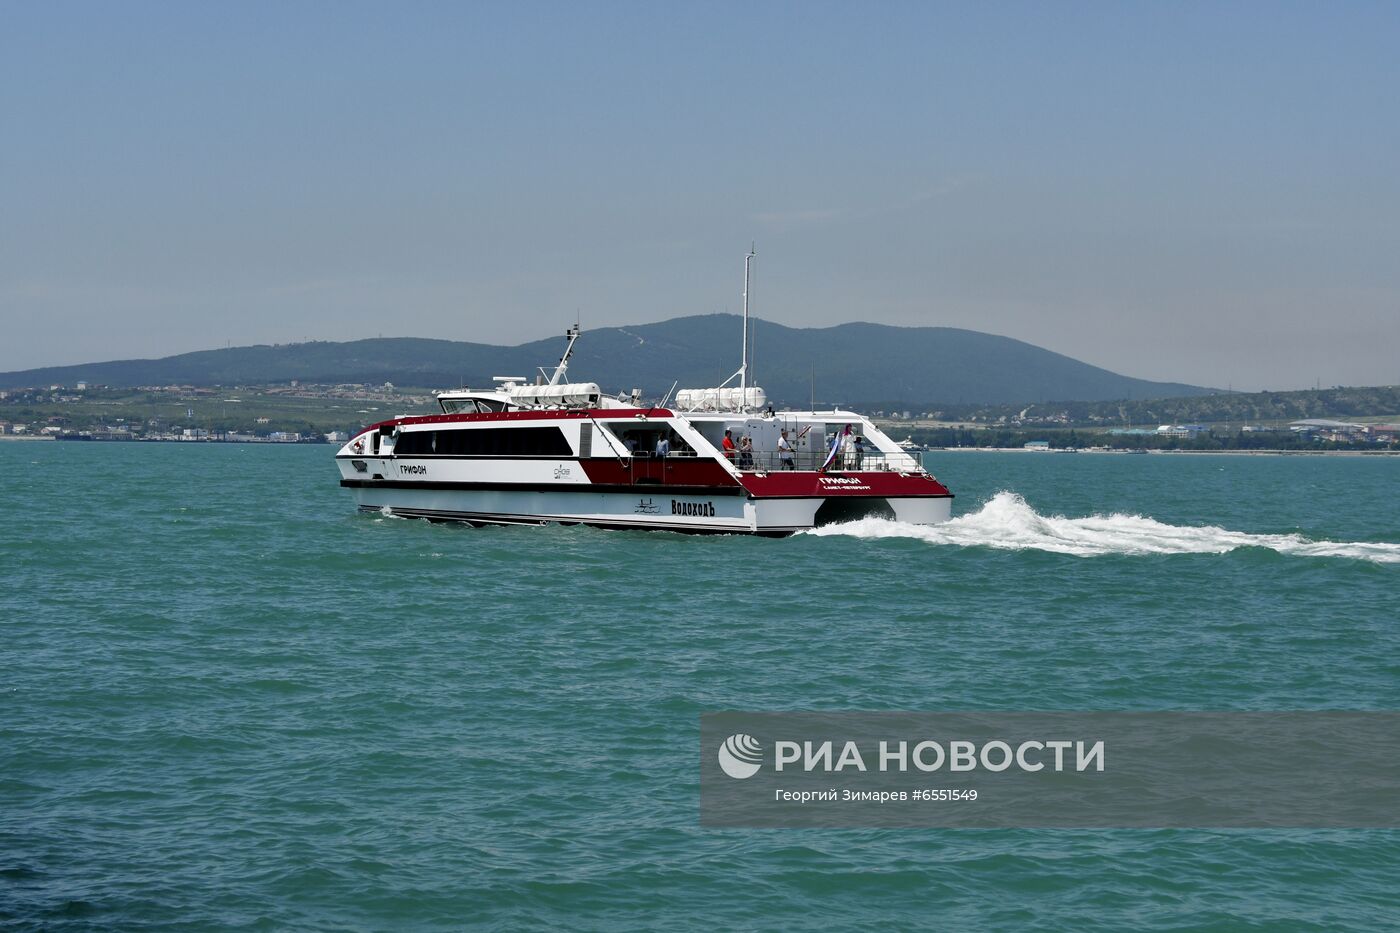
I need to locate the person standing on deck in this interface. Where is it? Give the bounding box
[777,429,795,470]
[722,429,736,461]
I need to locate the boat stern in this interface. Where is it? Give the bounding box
[739,469,953,533]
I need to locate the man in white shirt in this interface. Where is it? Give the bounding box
[777,429,795,470]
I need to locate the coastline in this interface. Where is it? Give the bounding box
[6,433,1392,456]
[936,447,1400,457]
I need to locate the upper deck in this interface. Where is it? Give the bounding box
[345,403,933,491]
[346,323,929,485]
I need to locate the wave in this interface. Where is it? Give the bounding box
[802,492,1400,564]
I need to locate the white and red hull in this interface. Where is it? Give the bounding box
[336,408,953,536]
[341,474,953,535]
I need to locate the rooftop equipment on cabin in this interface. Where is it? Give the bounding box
[498,380,603,408]
[675,386,768,412]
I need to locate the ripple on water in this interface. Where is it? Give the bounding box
[2,445,1398,929]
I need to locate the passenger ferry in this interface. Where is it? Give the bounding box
[335,256,953,535]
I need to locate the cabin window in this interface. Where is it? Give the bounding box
[394,426,572,457]
[394,430,431,456]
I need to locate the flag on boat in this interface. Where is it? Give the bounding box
[820,424,851,471]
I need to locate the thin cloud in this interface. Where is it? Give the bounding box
[908,174,981,206]
[750,209,840,231]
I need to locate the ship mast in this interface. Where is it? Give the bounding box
[549,323,581,386]
[740,245,754,405]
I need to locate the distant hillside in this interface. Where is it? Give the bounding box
[925,384,1400,427]
[0,315,1210,406]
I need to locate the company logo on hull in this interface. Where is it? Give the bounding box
[672,499,717,517]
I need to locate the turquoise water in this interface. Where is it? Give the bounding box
[4,442,1398,930]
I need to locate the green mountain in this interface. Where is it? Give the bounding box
[1,315,1209,405]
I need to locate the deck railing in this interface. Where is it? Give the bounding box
[623,447,921,473]
[722,449,922,473]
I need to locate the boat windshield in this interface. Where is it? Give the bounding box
[440,397,510,415]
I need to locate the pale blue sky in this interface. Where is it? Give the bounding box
[2,1,1397,389]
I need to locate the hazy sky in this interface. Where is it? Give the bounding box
[3,2,1397,389]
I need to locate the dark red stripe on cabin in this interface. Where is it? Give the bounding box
[578,458,741,489]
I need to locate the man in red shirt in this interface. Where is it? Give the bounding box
[721,429,736,460]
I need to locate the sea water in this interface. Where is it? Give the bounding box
[3,443,1398,930]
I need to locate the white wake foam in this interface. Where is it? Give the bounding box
[802,492,1400,564]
